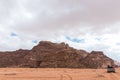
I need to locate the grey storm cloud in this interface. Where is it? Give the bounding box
[1,0,120,35]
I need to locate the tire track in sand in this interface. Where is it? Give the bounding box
[105,73,120,80]
[60,74,72,80]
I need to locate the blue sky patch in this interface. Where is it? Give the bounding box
[10,32,18,37]
[32,40,38,44]
[66,36,71,41]
[66,36,85,43]
[73,38,85,43]
[116,43,120,45]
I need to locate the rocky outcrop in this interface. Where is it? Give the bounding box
[40,50,80,68]
[0,49,29,67]
[26,41,89,68]
[0,41,115,68]
[81,51,114,68]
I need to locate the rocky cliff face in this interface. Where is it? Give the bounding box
[0,49,29,67]
[80,51,114,68]
[0,41,115,68]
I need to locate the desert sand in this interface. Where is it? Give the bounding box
[0,68,120,80]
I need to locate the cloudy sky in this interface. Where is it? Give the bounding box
[0,0,120,61]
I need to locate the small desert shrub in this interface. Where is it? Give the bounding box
[97,74,104,77]
[4,73,17,75]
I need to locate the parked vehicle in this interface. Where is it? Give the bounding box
[107,65,115,73]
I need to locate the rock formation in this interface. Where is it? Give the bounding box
[80,51,114,68]
[0,41,115,68]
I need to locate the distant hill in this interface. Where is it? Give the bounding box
[114,60,120,67]
[0,41,114,68]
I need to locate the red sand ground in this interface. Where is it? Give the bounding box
[0,68,120,80]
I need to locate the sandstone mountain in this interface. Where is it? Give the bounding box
[0,41,114,68]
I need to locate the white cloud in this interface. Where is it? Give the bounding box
[0,0,120,61]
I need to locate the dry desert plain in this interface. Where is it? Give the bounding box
[0,68,120,80]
